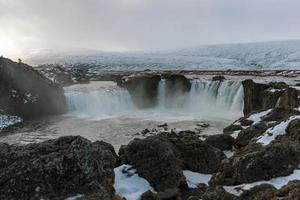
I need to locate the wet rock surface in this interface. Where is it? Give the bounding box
[0,136,117,200]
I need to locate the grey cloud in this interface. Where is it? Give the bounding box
[1,0,300,57]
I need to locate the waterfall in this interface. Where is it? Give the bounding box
[65,88,135,118]
[65,80,244,120]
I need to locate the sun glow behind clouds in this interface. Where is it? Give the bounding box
[0,35,18,57]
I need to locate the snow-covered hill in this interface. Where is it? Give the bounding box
[25,40,300,70]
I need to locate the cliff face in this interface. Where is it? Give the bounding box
[0,57,67,119]
[242,79,300,115]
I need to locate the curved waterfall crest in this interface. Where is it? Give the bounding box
[65,80,244,119]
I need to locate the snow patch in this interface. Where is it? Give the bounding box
[0,115,22,130]
[257,115,300,145]
[247,109,272,125]
[224,169,300,196]
[183,170,212,188]
[114,165,155,200]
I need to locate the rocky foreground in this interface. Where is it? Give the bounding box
[1,58,300,199]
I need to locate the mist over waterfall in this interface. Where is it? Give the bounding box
[65,80,244,120]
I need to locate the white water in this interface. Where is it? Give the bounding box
[65,80,244,121]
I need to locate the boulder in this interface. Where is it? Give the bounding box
[240,184,277,200]
[119,133,226,192]
[277,180,300,200]
[162,133,226,174]
[0,136,117,200]
[201,186,239,200]
[124,74,161,108]
[205,134,235,151]
[118,136,187,192]
[234,122,268,148]
[285,119,300,141]
[0,58,67,119]
[210,142,300,185]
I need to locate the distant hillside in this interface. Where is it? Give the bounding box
[25,40,300,70]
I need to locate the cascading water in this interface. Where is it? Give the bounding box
[65,80,244,120]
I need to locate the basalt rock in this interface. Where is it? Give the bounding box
[234,122,268,148]
[165,74,191,107]
[210,141,300,186]
[201,186,239,200]
[240,184,277,200]
[124,73,161,108]
[285,119,300,141]
[161,133,226,174]
[0,136,117,200]
[119,133,225,192]
[0,58,67,119]
[242,79,271,115]
[118,136,187,192]
[242,79,300,115]
[205,134,235,151]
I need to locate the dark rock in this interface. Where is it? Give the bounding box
[242,79,271,115]
[202,186,239,200]
[181,184,207,200]
[0,136,117,200]
[263,107,299,122]
[0,58,67,119]
[141,190,159,200]
[205,134,235,150]
[223,124,243,133]
[242,79,300,115]
[240,184,277,200]
[124,74,161,108]
[212,76,226,82]
[285,119,300,141]
[119,133,225,192]
[118,136,187,192]
[164,133,226,174]
[234,123,268,148]
[196,122,210,128]
[240,119,254,126]
[158,123,168,127]
[277,180,300,200]
[210,141,300,185]
[165,74,191,107]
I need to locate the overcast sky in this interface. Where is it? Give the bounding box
[1,0,300,58]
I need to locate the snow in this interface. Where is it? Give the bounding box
[0,115,22,130]
[291,86,300,91]
[257,115,300,145]
[223,150,235,158]
[247,109,272,125]
[114,165,155,200]
[64,194,83,200]
[224,169,300,196]
[252,80,267,84]
[26,40,300,70]
[183,170,212,188]
[267,88,283,93]
[231,130,241,139]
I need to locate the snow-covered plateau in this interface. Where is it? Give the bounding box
[25,40,300,70]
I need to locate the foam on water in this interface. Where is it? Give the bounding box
[65,80,244,121]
